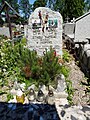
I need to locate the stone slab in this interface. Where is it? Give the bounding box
[0,27,10,38]
[63,23,75,39]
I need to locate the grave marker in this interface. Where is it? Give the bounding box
[27,7,63,56]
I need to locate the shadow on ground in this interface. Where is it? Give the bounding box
[0,102,60,120]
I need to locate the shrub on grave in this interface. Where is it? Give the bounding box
[0,37,62,87]
[21,47,62,86]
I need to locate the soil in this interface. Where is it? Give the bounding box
[66,58,90,105]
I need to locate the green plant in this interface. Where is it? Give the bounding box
[0,38,23,83]
[66,79,74,105]
[7,93,14,102]
[0,38,63,87]
[0,90,7,95]
[21,37,27,46]
[60,65,70,78]
[40,47,61,85]
[19,46,62,86]
[63,49,71,62]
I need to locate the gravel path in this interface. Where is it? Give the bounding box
[66,60,90,105]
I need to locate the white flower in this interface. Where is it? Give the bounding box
[1,52,5,56]
[4,65,8,68]
[3,72,8,75]
[1,60,3,63]
[3,69,6,72]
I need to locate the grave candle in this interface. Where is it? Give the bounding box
[16,89,25,104]
[37,89,45,102]
[28,88,36,102]
[46,90,55,105]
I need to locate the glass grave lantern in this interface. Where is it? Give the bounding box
[37,89,45,102]
[28,88,36,102]
[46,89,55,105]
[16,89,25,104]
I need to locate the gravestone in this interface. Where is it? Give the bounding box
[63,23,75,39]
[26,7,63,56]
[0,27,10,38]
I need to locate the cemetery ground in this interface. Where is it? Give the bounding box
[0,35,90,105]
[0,36,90,119]
[63,50,90,105]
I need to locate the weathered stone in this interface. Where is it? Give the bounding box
[60,110,66,117]
[63,23,75,39]
[71,115,77,120]
[82,106,90,113]
[27,7,63,56]
[0,27,10,38]
[54,91,68,99]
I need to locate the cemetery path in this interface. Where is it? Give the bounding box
[66,60,90,105]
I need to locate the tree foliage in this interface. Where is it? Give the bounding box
[0,0,19,24]
[84,0,90,12]
[54,0,85,20]
[0,0,19,12]
[19,0,32,19]
[46,0,56,9]
[33,0,46,10]
[32,0,87,21]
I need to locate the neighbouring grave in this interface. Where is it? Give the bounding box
[26,7,63,56]
[74,11,90,43]
[0,27,10,38]
[63,23,75,39]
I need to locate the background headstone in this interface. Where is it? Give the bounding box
[63,23,75,39]
[0,27,10,38]
[26,7,63,56]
